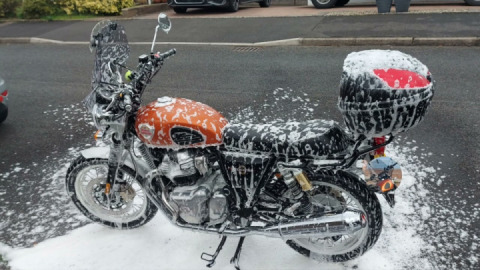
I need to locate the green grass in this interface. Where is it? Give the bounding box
[41,13,98,21]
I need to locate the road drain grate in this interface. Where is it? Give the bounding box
[233,47,261,52]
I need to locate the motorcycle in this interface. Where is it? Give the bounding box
[65,13,435,269]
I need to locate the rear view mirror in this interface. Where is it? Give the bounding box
[158,13,171,34]
[151,13,172,53]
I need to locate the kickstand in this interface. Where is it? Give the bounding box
[230,236,246,270]
[201,236,227,268]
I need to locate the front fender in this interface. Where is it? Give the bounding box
[79,146,151,178]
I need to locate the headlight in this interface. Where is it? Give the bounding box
[92,104,109,130]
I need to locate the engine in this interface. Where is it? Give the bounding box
[158,150,229,225]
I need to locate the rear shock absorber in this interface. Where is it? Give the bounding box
[279,166,313,215]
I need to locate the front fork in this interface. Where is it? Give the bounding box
[105,135,129,196]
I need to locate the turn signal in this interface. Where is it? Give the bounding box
[378,179,395,193]
[94,130,103,140]
[373,137,386,158]
[105,183,111,194]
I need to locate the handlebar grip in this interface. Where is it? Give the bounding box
[161,49,176,59]
[156,49,176,62]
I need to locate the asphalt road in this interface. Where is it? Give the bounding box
[1,13,480,43]
[0,44,479,269]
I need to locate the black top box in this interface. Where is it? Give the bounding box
[338,50,435,139]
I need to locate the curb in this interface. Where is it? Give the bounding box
[1,37,479,46]
[121,3,170,17]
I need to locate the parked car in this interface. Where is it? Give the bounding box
[168,0,271,13]
[0,76,8,123]
[310,0,479,9]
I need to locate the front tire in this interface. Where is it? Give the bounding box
[0,104,7,123]
[335,0,349,6]
[226,0,240,12]
[173,7,188,13]
[259,0,271,7]
[286,170,382,262]
[465,0,480,5]
[66,156,157,229]
[311,0,337,9]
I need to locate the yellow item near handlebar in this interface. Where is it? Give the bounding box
[125,70,133,82]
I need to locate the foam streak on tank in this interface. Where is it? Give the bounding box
[135,97,228,148]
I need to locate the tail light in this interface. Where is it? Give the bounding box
[373,137,386,158]
[0,90,7,103]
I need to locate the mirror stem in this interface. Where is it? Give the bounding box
[151,25,159,53]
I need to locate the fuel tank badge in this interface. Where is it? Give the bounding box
[138,123,155,141]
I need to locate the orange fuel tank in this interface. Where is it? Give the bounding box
[135,97,229,148]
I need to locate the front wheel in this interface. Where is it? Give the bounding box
[259,0,271,7]
[66,156,157,229]
[311,0,337,9]
[173,7,188,13]
[465,0,480,5]
[0,104,7,123]
[335,0,349,6]
[226,0,240,12]
[286,170,382,262]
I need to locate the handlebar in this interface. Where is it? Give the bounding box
[154,48,177,64]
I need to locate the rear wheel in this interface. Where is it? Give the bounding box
[226,0,240,12]
[173,7,188,13]
[259,0,271,7]
[465,0,480,5]
[335,0,349,6]
[311,0,337,8]
[66,156,157,229]
[286,170,382,262]
[0,104,7,123]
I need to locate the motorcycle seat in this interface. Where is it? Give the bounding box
[222,120,351,158]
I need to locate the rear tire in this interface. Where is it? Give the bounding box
[226,0,240,12]
[66,156,157,229]
[173,7,188,13]
[465,0,480,5]
[0,104,7,123]
[259,0,271,7]
[335,0,349,6]
[286,170,383,262]
[311,0,337,8]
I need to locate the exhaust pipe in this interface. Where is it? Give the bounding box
[177,209,367,239]
[260,209,367,239]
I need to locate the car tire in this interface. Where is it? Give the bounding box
[465,0,480,5]
[226,0,240,12]
[311,0,337,8]
[173,7,188,13]
[259,0,271,7]
[0,104,7,123]
[335,0,349,6]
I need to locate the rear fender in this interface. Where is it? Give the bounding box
[80,147,150,178]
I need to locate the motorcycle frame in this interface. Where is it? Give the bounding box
[81,113,393,235]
